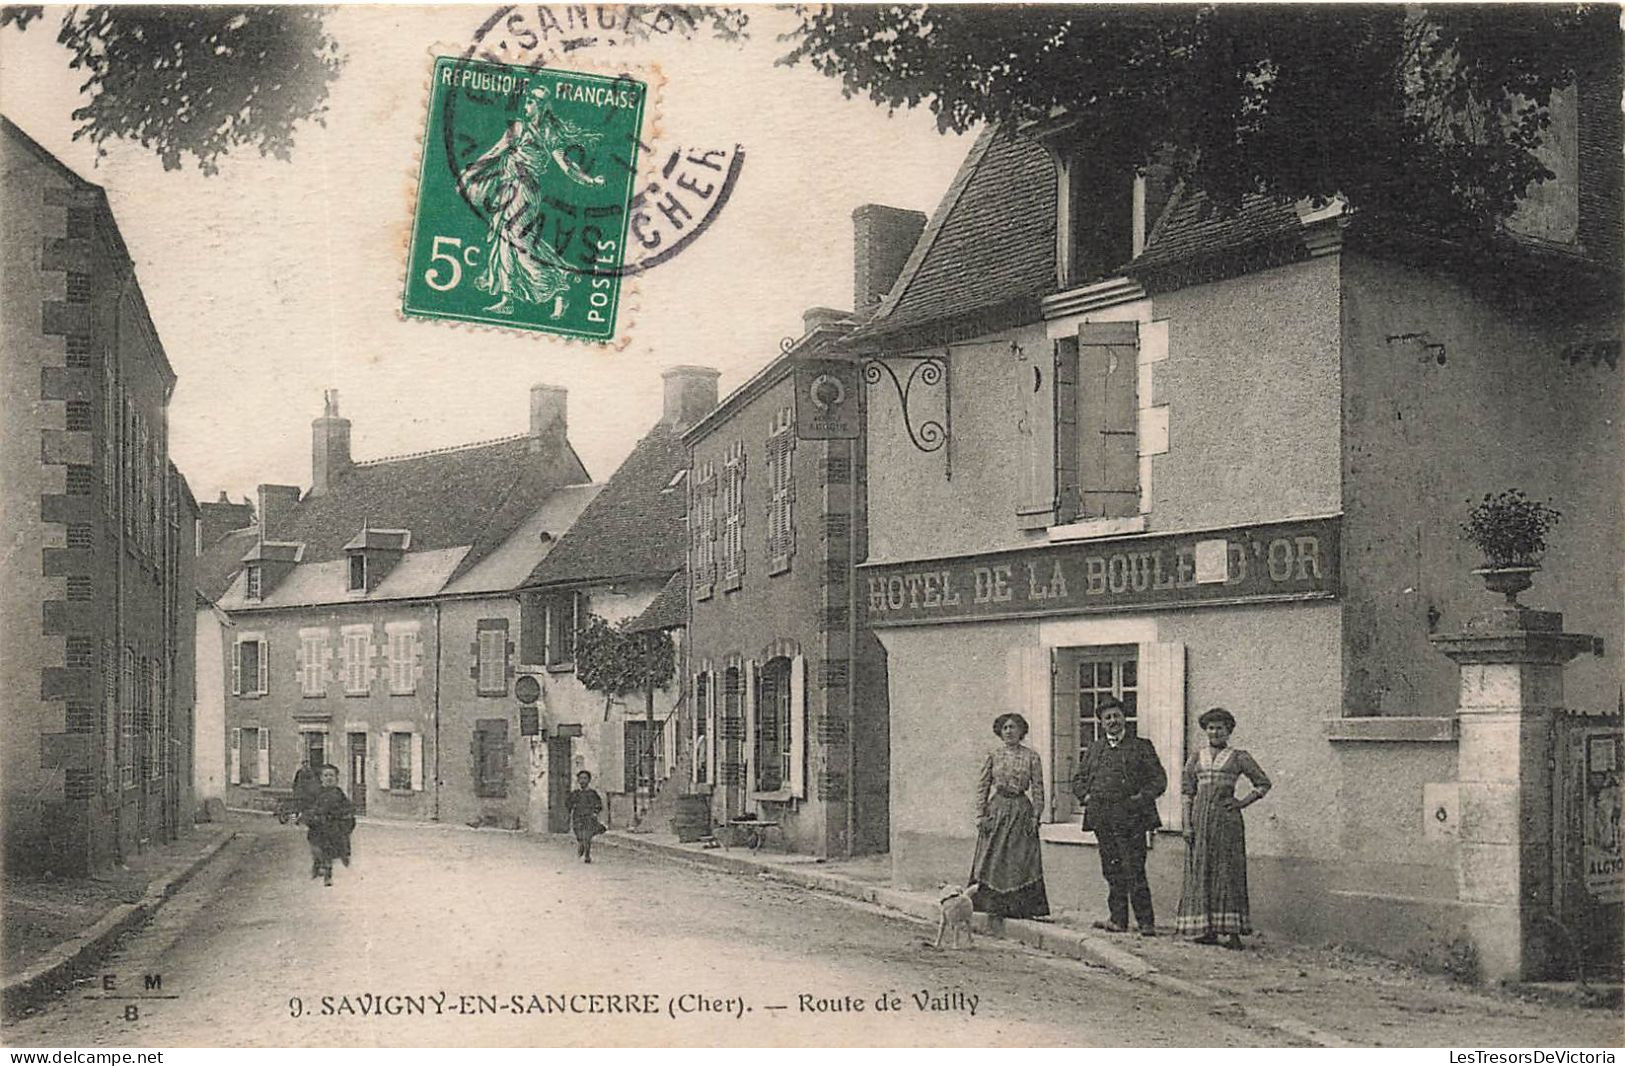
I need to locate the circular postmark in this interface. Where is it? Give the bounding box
[451,5,744,280]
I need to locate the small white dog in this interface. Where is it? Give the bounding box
[934,883,976,949]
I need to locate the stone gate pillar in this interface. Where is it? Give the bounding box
[1431,603,1594,983]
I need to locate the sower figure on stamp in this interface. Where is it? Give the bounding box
[565,770,606,863]
[1072,698,1167,936]
[458,85,608,320]
[305,764,356,887]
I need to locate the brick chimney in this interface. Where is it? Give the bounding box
[199,492,255,550]
[256,484,302,540]
[661,366,720,431]
[310,389,351,497]
[852,204,927,315]
[529,383,567,453]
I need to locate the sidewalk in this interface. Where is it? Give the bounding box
[598,828,1624,1047]
[2,820,237,1017]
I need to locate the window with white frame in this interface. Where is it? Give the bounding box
[233,634,269,697]
[341,625,372,695]
[475,619,510,696]
[766,408,796,575]
[385,621,420,695]
[385,729,422,791]
[1039,641,1186,829]
[299,628,329,697]
[245,564,263,601]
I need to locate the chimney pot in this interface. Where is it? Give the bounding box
[852,203,927,315]
[661,366,720,430]
[311,389,352,497]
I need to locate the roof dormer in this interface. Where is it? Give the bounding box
[1039,126,1176,291]
[343,527,410,594]
[240,539,304,602]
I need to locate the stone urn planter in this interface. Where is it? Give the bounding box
[1471,564,1540,606]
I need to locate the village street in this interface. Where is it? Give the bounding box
[7,818,1620,1049]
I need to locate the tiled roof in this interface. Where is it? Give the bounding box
[851,128,1056,345]
[524,421,687,587]
[195,527,258,603]
[627,567,686,633]
[1127,188,1307,289]
[271,433,588,565]
[443,482,604,595]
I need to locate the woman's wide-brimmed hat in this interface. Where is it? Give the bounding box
[992,712,1030,739]
[1198,707,1237,731]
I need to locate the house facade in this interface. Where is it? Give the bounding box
[518,366,718,831]
[214,387,594,828]
[682,295,896,857]
[1,118,198,874]
[851,74,1621,966]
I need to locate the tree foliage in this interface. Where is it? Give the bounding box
[575,614,676,701]
[3,5,343,174]
[782,4,1616,236]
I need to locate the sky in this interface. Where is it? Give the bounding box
[0,6,973,503]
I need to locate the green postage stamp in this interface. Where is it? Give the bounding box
[403,57,646,340]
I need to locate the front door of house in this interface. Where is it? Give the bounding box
[348,732,367,815]
[547,737,572,833]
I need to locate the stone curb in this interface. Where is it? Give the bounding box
[598,830,1351,1047]
[2,830,238,1020]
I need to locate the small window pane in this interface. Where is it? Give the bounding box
[1121,660,1137,687]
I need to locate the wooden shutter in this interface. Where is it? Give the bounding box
[706,670,719,784]
[410,733,425,791]
[256,728,270,785]
[1016,342,1057,529]
[231,639,242,695]
[1050,649,1078,821]
[598,720,625,793]
[381,732,393,790]
[743,661,757,792]
[789,654,806,798]
[1053,338,1081,525]
[229,727,241,784]
[1078,321,1139,519]
[256,639,269,695]
[1138,641,1186,830]
[1007,646,1054,820]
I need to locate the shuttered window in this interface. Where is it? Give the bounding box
[720,443,746,590]
[475,619,510,695]
[386,622,419,695]
[299,629,328,697]
[341,626,371,695]
[766,408,796,575]
[473,719,510,798]
[234,636,268,696]
[692,462,718,600]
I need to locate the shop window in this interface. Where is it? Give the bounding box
[473,719,510,798]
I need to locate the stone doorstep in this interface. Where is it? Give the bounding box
[1,830,238,1020]
[595,830,1353,1048]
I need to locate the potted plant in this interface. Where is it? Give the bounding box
[1459,489,1562,604]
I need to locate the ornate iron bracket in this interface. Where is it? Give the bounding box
[863,355,949,456]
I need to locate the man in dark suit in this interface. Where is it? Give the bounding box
[1071,698,1167,936]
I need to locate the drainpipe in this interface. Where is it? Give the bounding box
[433,602,442,822]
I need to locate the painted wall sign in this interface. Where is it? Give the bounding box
[795,360,860,440]
[861,517,1340,626]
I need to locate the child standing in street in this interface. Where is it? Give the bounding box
[305,764,356,886]
[565,769,605,863]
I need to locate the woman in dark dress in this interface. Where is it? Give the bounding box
[969,713,1050,919]
[1176,707,1272,948]
[565,770,605,863]
[305,765,356,887]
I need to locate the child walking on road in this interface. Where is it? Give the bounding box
[565,770,605,863]
[306,764,356,886]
